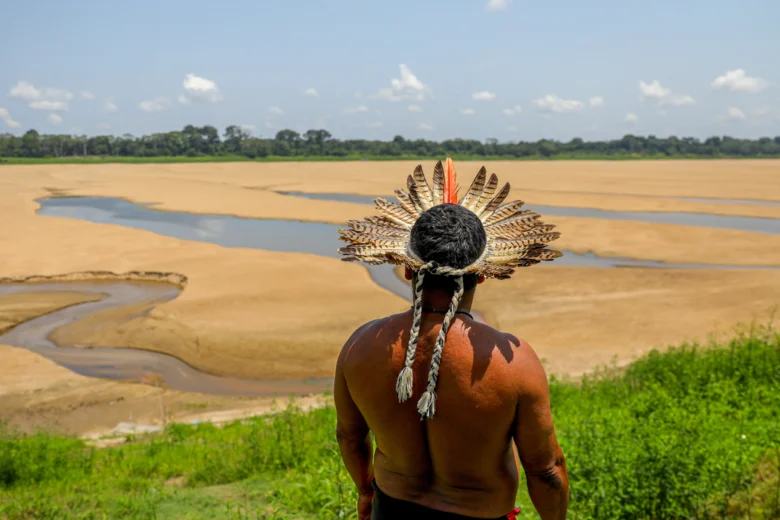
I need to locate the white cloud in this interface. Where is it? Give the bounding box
[81,91,95,100]
[10,81,74,111]
[533,94,585,113]
[639,80,695,106]
[589,96,605,107]
[367,121,383,128]
[460,108,475,115]
[486,0,510,11]
[711,69,768,93]
[345,105,368,114]
[180,73,222,103]
[267,105,284,116]
[472,91,496,101]
[624,112,638,123]
[103,99,118,112]
[726,107,746,120]
[9,81,73,102]
[97,123,111,130]
[138,97,170,112]
[48,113,63,125]
[0,107,20,128]
[29,100,68,111]
[503,105,522,116]
[371,64,432,102]
[418,122,433,130]
[507,125,518,132]
[407,104,422,112]
[303,88,319,97]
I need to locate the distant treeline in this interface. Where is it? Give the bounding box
[3,126,780,160]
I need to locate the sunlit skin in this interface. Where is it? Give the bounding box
[335,268,569,519]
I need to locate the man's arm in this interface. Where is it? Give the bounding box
[512,341,569,520]
[334,337,374,517]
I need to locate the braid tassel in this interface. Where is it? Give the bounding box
[395,264,430,402]
[417,275,464,420]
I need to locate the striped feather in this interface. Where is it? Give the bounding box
[431,161,444,205]
[338,230,408,248]
[405,179,427,214]
[338,244,406,256]
[490,233,561,251]
[412,165,434,210]
[470,173,499,215]
[459,167,487,210]
[526,249,563,260]
[365,215,408,230]
[482,200,527,226]
[486,223,557,240]
[346,220,409,238]
[394,189,421,216]
[485,255,542,266]
[374,198,416,228]
[475,264,516,279]
[478,182,511,219]
[485,210,541,232]
[340,255,388,265]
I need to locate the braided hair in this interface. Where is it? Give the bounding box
[395,204,486,419]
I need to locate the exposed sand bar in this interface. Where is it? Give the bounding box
[0,161,778,383]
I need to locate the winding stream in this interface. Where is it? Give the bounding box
[0,194,776,397]
[0,282,329,396]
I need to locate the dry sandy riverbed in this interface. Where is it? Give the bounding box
[0,160,778,434]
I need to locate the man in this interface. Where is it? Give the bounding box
[335,159,569,519]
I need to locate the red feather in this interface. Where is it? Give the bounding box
[444,157,458,204]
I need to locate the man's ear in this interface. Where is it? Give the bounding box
[404,267,414,280]
[477,275,486,285]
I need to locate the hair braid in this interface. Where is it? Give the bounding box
[395,262,433,402]
[416,275,464,419]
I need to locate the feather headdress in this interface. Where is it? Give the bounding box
[337,159,562,419]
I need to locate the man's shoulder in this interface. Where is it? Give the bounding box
[469,324,545,380]
[337,311,408,361]
[348,311,407,341]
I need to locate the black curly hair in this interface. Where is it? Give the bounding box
[409,203,487,291]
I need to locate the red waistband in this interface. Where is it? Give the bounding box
[506,507,522,520]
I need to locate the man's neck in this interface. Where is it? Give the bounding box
[418,288,475,313]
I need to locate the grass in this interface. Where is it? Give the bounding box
[1,322,778,519]
[1,153,776,165]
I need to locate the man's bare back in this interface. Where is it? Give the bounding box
[335,308,569,519]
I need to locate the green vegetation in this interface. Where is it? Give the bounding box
[2,126,780,164]
[1,324,778,519]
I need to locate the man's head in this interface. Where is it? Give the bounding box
[406,203,487,292]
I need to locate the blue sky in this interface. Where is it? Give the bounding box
[2,0,778,141]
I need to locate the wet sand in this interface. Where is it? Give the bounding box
[0,291,102,334]
[0,344,331,436]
